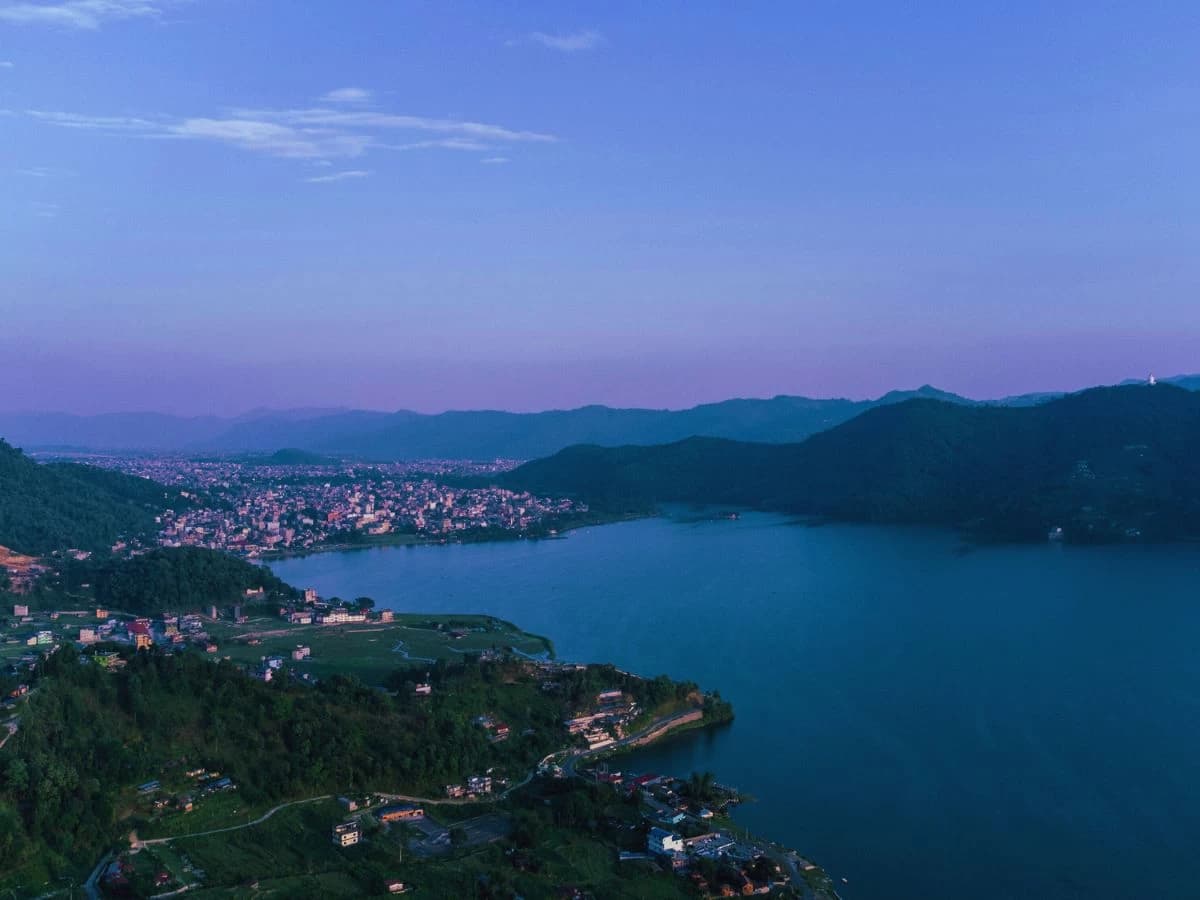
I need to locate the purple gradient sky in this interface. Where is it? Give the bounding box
[2,2,1198,415]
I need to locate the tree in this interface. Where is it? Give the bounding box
[683,770,716,804]
[0,801,26,867]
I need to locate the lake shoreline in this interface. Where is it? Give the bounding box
[254,509,651,562]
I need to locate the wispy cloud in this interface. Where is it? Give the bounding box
[387,138,492,152]
[528,30,603,52]
[17,165,75,177]
[318,87,371,105]
[0,0,171,29]
[27,109,158,131]
[304,169,371,184]
[481,156,509,165]
[170,117,372,159]
[31,200,59,217]
[237,107,558,144]
[27,101,558,162]
[0,60,13,68]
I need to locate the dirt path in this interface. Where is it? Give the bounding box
[136,796,332,847]
[126,707,708,851]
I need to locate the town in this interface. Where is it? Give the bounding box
[39,454,588,557]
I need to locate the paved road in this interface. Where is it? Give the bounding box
[82,850,112,900]
[562,706,705,778]
[377,766,536,807]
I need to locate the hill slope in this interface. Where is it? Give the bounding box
[499,385,1200,542]
[0,440,178,554]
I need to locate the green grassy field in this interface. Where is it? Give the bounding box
[135,792,281,841]
[205,613,552,685]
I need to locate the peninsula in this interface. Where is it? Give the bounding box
[0,549,837,899]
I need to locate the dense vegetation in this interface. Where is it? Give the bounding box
[0,649,561,874]
[60,547,299,614]
[0,440,178,555]
[0,635,714,883]
[500,384,1200,542]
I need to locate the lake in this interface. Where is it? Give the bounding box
[271,512,1200,900]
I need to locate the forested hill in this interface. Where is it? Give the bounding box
[61,547,299,614]
[499,384,1200,542]
[0,440,179,555]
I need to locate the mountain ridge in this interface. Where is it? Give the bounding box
[2,376,1192,460]
[497,384,1200,543]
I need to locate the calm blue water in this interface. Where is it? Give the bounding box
[271,513,1200,900]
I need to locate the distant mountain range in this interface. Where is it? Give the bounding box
[498,384,1200,543]
[2,375,1195,459]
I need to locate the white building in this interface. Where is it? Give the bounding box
[648,827,684,856]
[332,822,361,847]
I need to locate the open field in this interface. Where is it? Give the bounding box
[202,612,552,685]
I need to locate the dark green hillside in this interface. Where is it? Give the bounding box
[0,440,178,555]
[62,547,299,614]
[0,649,564,875]
[501,385,1200,541]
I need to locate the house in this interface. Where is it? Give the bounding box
[444,784,466,799]
[338,796,358,812]
[413,683,432,696]
[648,827,685,856]
[384,880,408,894]
[288,611,313,625]
[79,628,98,645]
[12,604,29,617]
[467,775,492,795]
[134,633,153,650]
[377,610,394,623]
[332,821,361,847]
[377,804,424,823]
[291,646,311,661]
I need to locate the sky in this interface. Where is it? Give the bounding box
[2,0,1198,415]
